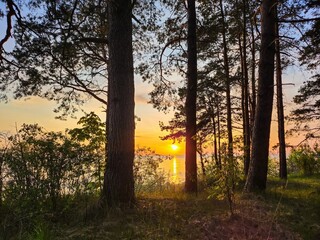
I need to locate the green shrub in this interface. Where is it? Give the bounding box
[288,144,320,175]
[1,113,105,215]
[134,147,168,193]
[205,147,241,215]
[268,157,279,177]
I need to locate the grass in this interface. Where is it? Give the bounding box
[52,189,228,240]
[1,175,320,239]
[265,174,320,240]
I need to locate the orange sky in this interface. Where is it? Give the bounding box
[0,15,311,157]
[0,6,312,157]
[0,88,183,156]
[0,66,310,157]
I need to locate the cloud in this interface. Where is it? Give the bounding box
[135,94,149,104]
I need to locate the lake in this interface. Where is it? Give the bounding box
[159,155,185,184]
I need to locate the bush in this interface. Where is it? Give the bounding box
[0,113,106,238]
[1,113,106,216]
[268,157,279,177]
[134,147,168,193]
[288,144,320,175]
[205,148,241,215]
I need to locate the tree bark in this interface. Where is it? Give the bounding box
[219,0,233,159]
[242,0,251,176]
[244,0,276,192]
[212,112,220,168]
[275,9,287,179]
[185,0,198,193]
[216,100,222,166]
[103,0,135,206]
[250,16,257,134]
[197,139,206,176]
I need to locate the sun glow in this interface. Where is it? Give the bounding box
[171,144,179,151]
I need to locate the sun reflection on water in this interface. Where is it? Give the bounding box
[171,156,178,183]
[160,156,185,184]
[173,157,177,175]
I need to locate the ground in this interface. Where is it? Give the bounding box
[2,175,319,240]
[53,176,320,240]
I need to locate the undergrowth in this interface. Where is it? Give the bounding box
[1,175,319,239]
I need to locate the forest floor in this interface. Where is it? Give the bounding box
[49,174,320,240]
[2,174,319,240]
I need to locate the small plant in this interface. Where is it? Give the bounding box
[206,145,241,215]
[27,222,53,240]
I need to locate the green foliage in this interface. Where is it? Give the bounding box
[268,158,279,177]
[0,112,106,238]
[206,147,241,215]
[0,0,110,118]
[68,112,105,149]
[291,6,320,132]
[26,222,53,240]
[0,0,162,118]
[68,112,106,193]
[134,147,168,193]
[0,112,105,218]
[0,112,179,238]
[288,144,320,175]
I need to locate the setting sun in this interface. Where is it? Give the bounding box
[171,144,179,151]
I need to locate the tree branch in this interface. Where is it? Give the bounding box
[279,17,320,23]
[159,37,187,87]
[79,37,108,44]
[0,0,15,58]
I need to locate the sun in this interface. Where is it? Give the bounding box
[171,144,179,151]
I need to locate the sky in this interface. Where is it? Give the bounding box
[0,81,181,155]
[0,68,308,156]
[0,2,182,156]
[0,2,313,158]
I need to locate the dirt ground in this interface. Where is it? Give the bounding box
[192,198,302,240]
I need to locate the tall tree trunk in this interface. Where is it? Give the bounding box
[216,100,222,166]
[207,97,219,168]
[242,0,251,176]
[185,0,198,193]
[244,0,276,192]
[250,17,257,133]
[219,0,233,159]
[103,0,135,206]
[275,9,287,179]
[197,139,206,176]
[212,113,220,168]
[240,36,247,171]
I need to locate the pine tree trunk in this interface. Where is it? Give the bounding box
[219,0,233,159]
[212,113,220,168]
[242,0,251,176]
[275,11,287,179]
[250,17,256,132]
[197,139,206,176]
[244,0,276,192]
[103,0,135,206]
[207,99,219,167]
[216,100,222,166]
[185,0,198,193]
